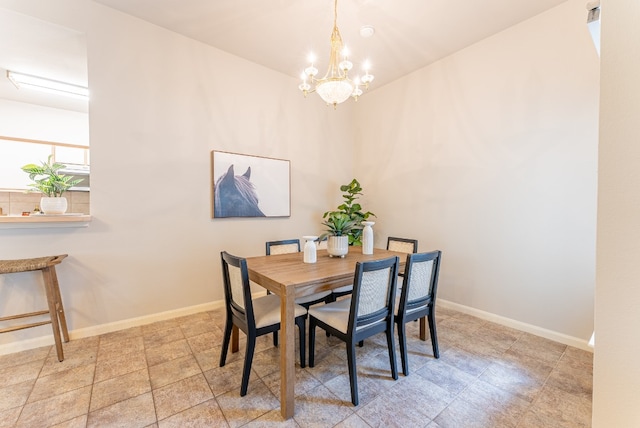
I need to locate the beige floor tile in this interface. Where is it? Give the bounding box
[143,326,185,349]
[94,349,147,382]
[416,358,477,395]
[87,391,156,428]
[180,318,222,339]
[509,332,567,365]
[28,363,95,403]
[290,384,355,428]
[438,346,492,377]
[152,373,213,420]
[141,318,180,335]
[40,346,98,377]
[520,384,592,428]
[148,354,201,389]
[0,379,33,411]
[0,359,44,387]
[98,335,145,361]
[0,406,22,428]
[146,338,192,367]
[90,368,151,412]
[204,358,255,397]
[187,330,225,354]
[0,346,50,370]
[261,367,322,399]
[333,413,371,428]
[157,398,227,428]
[479,360,551,402]
[244,408,301,427]
[16,385,91,427]
[216,378,279,428]
[50,414,88,428]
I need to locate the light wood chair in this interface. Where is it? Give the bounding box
[396,250,442,375]
[0,255,69,361]
[308,256,400,406]
[219,251,308,396]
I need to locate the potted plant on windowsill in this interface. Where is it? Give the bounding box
[21,155,83,215]
[318,212,362,258]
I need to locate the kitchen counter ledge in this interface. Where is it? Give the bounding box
[0,214,92,229]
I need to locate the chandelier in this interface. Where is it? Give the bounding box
[298,0,374,109]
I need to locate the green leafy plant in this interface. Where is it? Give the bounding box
[321,178,375,246]
[318,212,362,243]
[21,155,83,197]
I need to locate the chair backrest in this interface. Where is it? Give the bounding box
[220,251,256,328]
[387,237,418,254]
[349,256,399,332]
[266,239,300,255]
[398,251,442,317]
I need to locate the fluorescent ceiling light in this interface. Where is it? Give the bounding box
[6,70,89,100]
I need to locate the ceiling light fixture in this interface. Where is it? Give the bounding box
[298,0,374,109]
[6,70,89,100]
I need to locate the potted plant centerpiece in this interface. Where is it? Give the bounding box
[21,155,83,214]
[319,179,376,257]
[318,212,361,257]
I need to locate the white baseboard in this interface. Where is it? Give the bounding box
[0,300,226,356]
[0,295,593,356]
[437,299,593,352]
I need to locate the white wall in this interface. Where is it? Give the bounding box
[593,0,640,425]
[354,0,599,343]
[0,0,355,350]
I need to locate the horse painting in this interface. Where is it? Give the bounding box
[214,164,266,217]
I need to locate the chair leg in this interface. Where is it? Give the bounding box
[386,323,398,380]
[398,321,409,376]
[296,317,306,368]
[240,333,256,396]
[219,318,233,367]
[347,342,359,406]
[428,311,439,359]
[273,331,278,347]
[308,319,316,367]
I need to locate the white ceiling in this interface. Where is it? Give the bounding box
[0,7,88,113]
[0,0,568,112]
[93,0,568,89]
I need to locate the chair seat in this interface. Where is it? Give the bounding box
[332,284,353,294]
[295,290,332,305]
[253,294,307,329]
[308,298,351,334]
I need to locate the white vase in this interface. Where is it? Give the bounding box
[362,221,375,255]
[327,235,349,258]
[303,235,318,263]
[40,196,68,215]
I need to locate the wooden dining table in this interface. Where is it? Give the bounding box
[238,247,408,419]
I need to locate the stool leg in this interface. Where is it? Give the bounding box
[49,266,69,343]
[43,267,64,362]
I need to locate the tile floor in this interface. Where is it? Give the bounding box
[0,306,593,427]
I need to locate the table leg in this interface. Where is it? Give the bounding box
[420,317,427,341]
[231,325,239,353]
[280,286,295,419]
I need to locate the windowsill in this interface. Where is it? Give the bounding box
[0,214,92,229]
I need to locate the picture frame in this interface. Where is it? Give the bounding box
[211,150,291,218]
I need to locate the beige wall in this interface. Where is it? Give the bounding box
[354,0,599,342]
[0,0,354,350]
[593,0,640,425]
[0,0,600,355]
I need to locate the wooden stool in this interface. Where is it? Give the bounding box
[0,255,70,361]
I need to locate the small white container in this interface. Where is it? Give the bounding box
[362,221,375,255]
[302,235,318,263]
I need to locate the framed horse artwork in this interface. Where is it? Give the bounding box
[211,151,291,218]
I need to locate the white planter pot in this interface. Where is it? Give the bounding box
[40,197,68,215]
[327,235,349,258]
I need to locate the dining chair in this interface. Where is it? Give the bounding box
[308,256,400,406]
[386,236,419,254]
[396,250,442,376]
[219,251,308,396]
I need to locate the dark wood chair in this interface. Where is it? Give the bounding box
[219,251,308,396]
[396,250,442,376]
[308,256,400,406]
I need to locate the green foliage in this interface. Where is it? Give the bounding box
[321,178,375,246]
[21,155,83,197]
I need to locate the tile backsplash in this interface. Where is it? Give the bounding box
[0,191,90,216]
